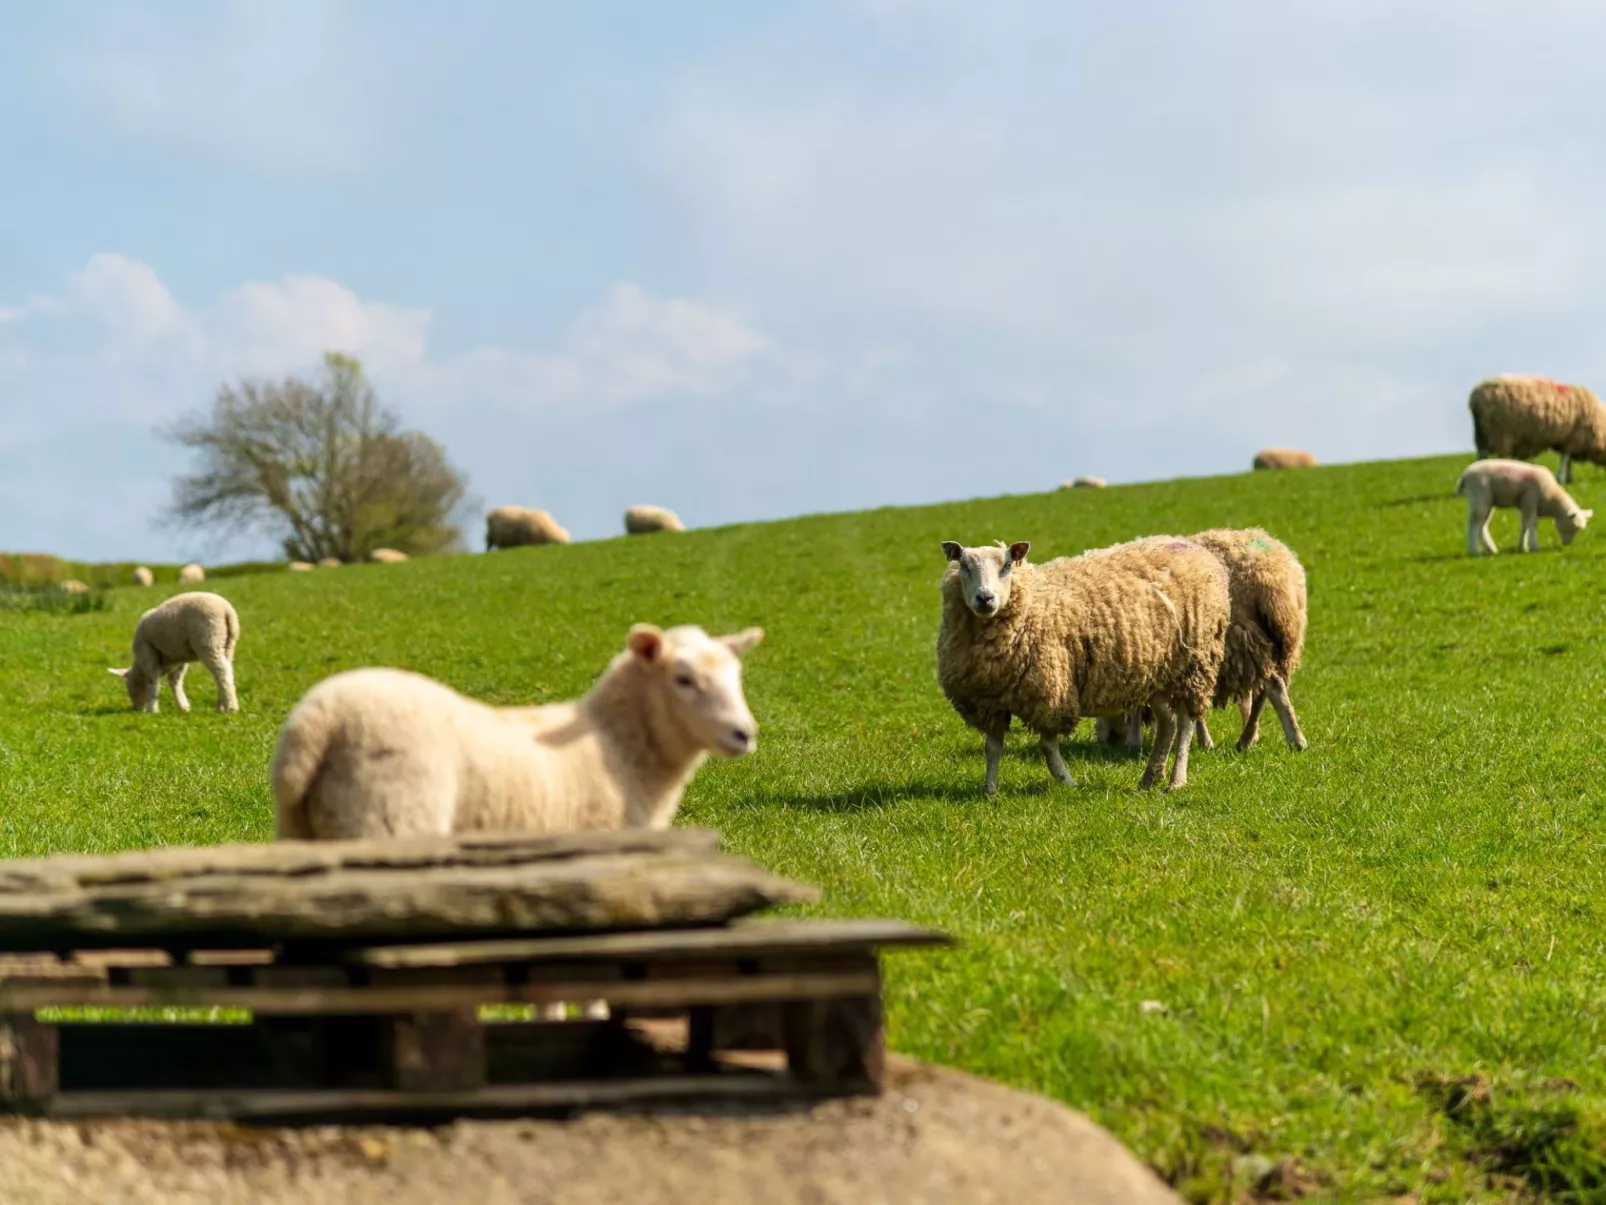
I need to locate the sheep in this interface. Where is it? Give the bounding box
[370,548,408,564]
[1253,448,1317,470]
[178,563,205,584]
[486,506,571,550]
[288,561,314,572]
[60,579,89,595]
[1096,528,1310,754]
[1456,458,1592,555]
[1468,374,1606,485]
[624,504,686,534]
[132,567,154,587]
[1059,476,1107,489]
[107,592,240,714]
[318,557,342,568]
[271,623,764,841]
[936,537,1229,794]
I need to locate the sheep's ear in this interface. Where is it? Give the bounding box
[1008,541,1030,564]
[722,627,764,657]
[627,624,663,664]
[941,541,963,562]
[1582,509,1595,522]
[108,667,129,679]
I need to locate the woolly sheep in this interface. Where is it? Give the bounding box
[370,548,408,564]
[178,563,205,584]
[1059,476,1107,489]
[1253,448,1317,470]
[61,579,88,595]
[1096,528,1309,754]
[1468,375,1606,485]
[108,591,240,714]
[937,537,1229,794]
[624,505,686,534]
[318,557,342,568]
[1456,458,1592,555]
[132,567,154,587]
[288,561,314,572]
[486,506,571,550]
[272,623,764,841]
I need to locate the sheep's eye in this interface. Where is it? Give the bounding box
[674,672,697,689]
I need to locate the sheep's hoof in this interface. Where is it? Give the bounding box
[1291,736,1309,752]
[1137,771,1160,789]
[1236,734,1258,753]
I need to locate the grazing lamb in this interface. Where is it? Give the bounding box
[178,563,205,584]
[486,506,571,550]
[288,561,314,572]
[61,579,88,595]
[132,567,154,587]
[1468,375,1606,485]
[272,623,764,841]
[318,557,342,568]
[1096,528,1309,754]
[937,537,1229,794]
[108,592,240,713]
[1456,458,1592,555]
[624,505,686,534]
[1060,476,1108,489]
[370,548,408,564]
[1253,448,1317,470]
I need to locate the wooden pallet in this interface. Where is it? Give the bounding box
[0,831,952,1121]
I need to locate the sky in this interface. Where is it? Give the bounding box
[4,0,1606,562]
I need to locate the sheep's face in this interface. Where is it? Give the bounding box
[629,623,764,758]
[107,665,151,709]
[941,541,1030,618]
[1559,507,1594,544]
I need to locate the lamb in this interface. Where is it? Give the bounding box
[1059,476,1108,489]
[936,537,1229,793]
[486,506,571,550]
[624,505,686,534]
[1455,458,1592,555]
[178,564,205,584]
[1253,448,1317,470]
[108,591,240,713]
[272,623,764,841]
[1095,528,1309,754]
[370,548,408,564]
[1468,375,1606,485]
[61,579,88,595]
[288,561,314,572]
[132,567,154,587]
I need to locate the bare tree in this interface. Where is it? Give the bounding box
[162,353,470,562]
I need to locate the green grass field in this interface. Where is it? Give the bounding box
[3,452,1605,1201]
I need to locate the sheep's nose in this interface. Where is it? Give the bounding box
[976,591,995,607]
[730,727,752,749]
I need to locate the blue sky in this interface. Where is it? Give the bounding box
[4,0,1605,561]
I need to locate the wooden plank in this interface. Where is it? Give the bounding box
[0,968,881,1015]
[350,918,955,969]
[0,1011,59,1104]
[37,1073,849,1121]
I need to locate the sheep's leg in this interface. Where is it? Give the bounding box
[135,646,162,713]
[1480,514,1498,554]
[1237,691,1267,751]
[1559,453,1573,485]
[1265,676,1307,751]
[1124,709,1143,750]
[982,714,1010,797]
[1040,733,1076,787]
[1196,713,1215,750]
[166,665,190,713]
[1139,702,1175,789]
[1167,713,1198,791]
[202,651,239,713]
[1466,505,1482,557]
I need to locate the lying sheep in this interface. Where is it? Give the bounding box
[1469,374,1606,485]
[1253,448,1317,470]
[937,537,1229,793]
[486,506,571,550]
[624,505,686,534]
[288,561,314,572]
[273,623,763,840]
[1059,476,1107,489]
[61,579,88,595]
[132,567,154,587]
[178,563,205,584]
[108,592,240,713]
[1456,458,1592,555]
[318,557,342,568]
[1096,528,1309,754]
[370,548,408,564]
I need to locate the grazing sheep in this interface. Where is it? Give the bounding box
[1059,476,1108,489]
[132,567,154,587]
[624,505,686,534]
[178,563,205,584]
[370,548,408,564]
[318,557,342,568]
[1253,448,1317,470]
[60,579,88,595]
[1468,375,1606,485]
[937,537,1229,794]
[486,506,571,550]
[288,561,314,572]
[1098,529,1310,754]
[272,623,764,841]
[1456,458,1592,555]
[108,592,240,714]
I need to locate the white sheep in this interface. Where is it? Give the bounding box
[486,506,571,550]
[1059,476,1107,489]
[937,537,1229,793]
[1253,448,1317,470]
[132,567,154,587]
[108,591,240,713]
[178,563,205,584]
[60,579,89,595]
[272,623,764,841]
[1456,458,1592,555]
[624,505,687,534]
[318,557,342,568]
[287,561,314,572]
[1469,375,1606,485]
[370,548,408,564]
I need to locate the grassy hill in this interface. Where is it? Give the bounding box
[3,452,1605,1200]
